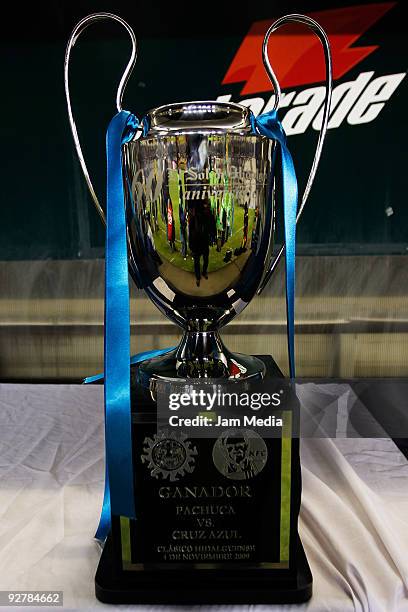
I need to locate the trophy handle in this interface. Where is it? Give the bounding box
[64,13,138,225]
[257,14,332,294]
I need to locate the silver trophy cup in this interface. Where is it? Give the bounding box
[65,13,332,388]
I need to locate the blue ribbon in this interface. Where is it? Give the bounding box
[89,346,174,542]
[93,108,175,543]
[97,108,177,543]
[100,110,139,540]
[250,110,297,379]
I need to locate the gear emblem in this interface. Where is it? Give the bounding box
[141,430,198,481]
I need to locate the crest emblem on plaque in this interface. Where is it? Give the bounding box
[212,429,268,480]
[141,431,198,481]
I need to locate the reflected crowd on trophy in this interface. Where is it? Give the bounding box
[129,134,266,292]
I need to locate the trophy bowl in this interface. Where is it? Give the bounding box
[65,13,332,391]
[123,101,277,384]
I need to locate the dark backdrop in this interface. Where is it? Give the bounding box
[1,0,406,260]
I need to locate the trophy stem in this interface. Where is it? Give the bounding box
[134,330,266,392]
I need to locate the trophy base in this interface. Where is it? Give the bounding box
[95,355,312,605]
[95,533,312,605]
[135,330,266,393]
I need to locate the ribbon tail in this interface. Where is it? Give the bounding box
[95,461,111,543]
[279,144,297,379]
[252,110,298,378]
[92,345,176,542]
[103,111,138,530]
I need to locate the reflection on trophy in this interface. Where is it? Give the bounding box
[125,102,275,383]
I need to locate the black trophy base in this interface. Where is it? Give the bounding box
[95,354,312,605]
[95,533,312,605]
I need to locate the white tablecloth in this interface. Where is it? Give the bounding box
[0,384,407,611]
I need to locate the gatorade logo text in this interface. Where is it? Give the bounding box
[219,3,406,134]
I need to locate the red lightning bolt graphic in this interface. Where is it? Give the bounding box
[222,3,396,95]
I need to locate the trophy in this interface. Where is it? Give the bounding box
[65,12,332,604]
